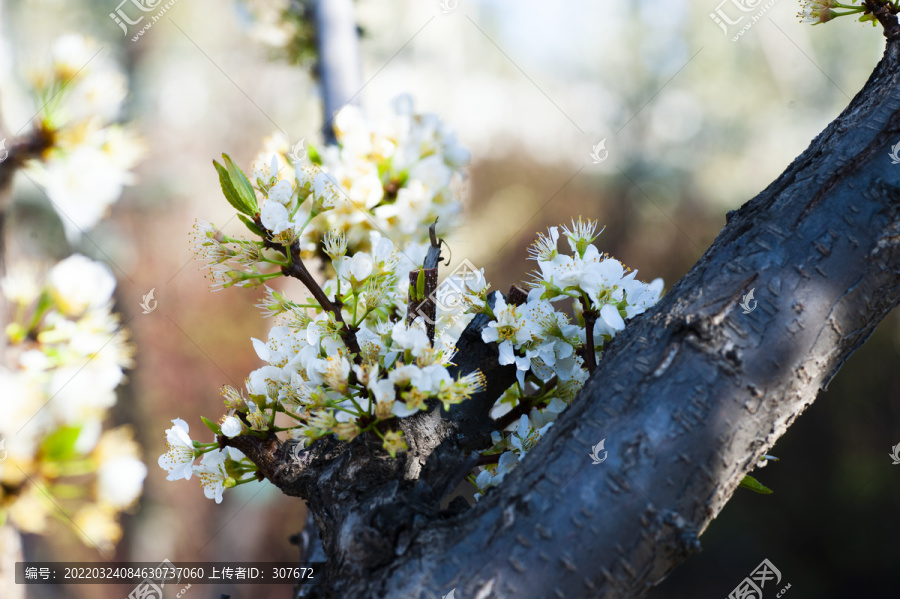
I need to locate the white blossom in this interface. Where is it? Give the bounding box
[194,450,229,504]
[221,416,243,438]
[157,419,195,481]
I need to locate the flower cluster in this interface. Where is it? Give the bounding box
[241,297,484,452]
[157,419,255,504]
[468,219,663,498]
[0,255,141,553]
[189,98,469,297]
[249,95,470,255]
[23,34,143,242]
[796,0,883,26]
[163,232,486,502]
[174,100,662,505]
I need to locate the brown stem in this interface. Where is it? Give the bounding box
[583,309,598,373]
[281,240,362,359]
[492,401,531,431]
[0,124,55,279]
[506,284,528,306]
[283,242,339,315]
[407,268,438,341]
[491,375,558,430]
[425,219,442,269]
[475,453,500,467]
[865,0,900,38]
[406,219,443,343]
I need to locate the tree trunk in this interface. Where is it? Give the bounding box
[239,30,900,599]
[313,0,361,145]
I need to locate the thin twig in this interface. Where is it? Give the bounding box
[281,240,362,359]
[475,453,500,467]
[492,402,531,431]
[583,309,597,373]
[407,218,443,342]
[491,377,557,430]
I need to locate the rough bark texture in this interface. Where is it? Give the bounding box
[366,40,900,598]
[241,30,900,599]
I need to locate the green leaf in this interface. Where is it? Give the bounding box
[739,474,773,494]
[40,426,82,461]
[307,143,322,165]
[223,154,258,214]
[214,159,255,217]
[201,416,222,435]
[238,214,266,238]
[415,269,425,301]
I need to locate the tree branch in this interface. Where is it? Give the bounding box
[219,291,518,581]
[274,14,900,599]
[407,220,443,342]
[361,38,900,599]
[490,376,557,432]
[582,305,598,373]
[281,240,362,358]
[313,0,361,144]
[865,0,900,39]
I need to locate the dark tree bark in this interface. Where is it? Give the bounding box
[222,24,900,599]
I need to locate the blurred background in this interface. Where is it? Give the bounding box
[1,0,898,597]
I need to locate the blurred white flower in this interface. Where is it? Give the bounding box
[1,263,43,305]
[47,364,121,423]
[97,455,147,509]
[38,144,135,242]
[47,254,116,317]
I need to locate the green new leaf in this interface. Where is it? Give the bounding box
[307,142,322,165]
[739,474,773,494]
[238,214,266,238]
[213,154,258,217]
[223,154,258,214]
[415,269,426,301]
[201,416,222,435]
[214,159,254,217]
[40,426,82,461]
